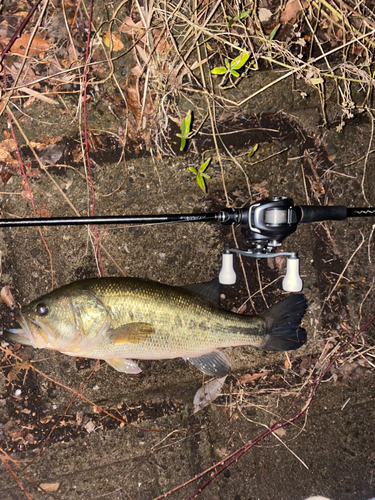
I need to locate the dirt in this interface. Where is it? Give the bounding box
[0,10,375,500]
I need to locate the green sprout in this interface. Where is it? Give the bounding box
[211,52,249,86]
[248,143,259,158]
[269,24,281,41]
[189,158,211,192]
[227,10,250,29]
[176,110,192,151]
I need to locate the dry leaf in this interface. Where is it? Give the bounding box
[236,372,269,385]
[0,138,17,152]
[280,0,303,23]
[0,146,20,183]
[36,204,50,217]
[274,426,286,437]
[9,33,50,58]
[0,286,16,309]
[125,81,142,126]
[23,96,36,108]
[0,147,17,165]
[270,419,286,437]
[152,28,170,53]
[193,376,227,413]
[251,180,268,199]
[8,62,40,88]
[6,360,31,383]
[84,420,96,433]
[135,44,150,65]
[131,65,143,76]
[76,411,84,426]
[119,16,144,34]
[102,32,124,51]
[284,357,292,370]
[258,8,272,23]
[39,483,59,493]
[19,87,58,105]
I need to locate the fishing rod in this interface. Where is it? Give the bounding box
[1,196,374,291]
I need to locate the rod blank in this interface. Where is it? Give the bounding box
[0,213,219,228]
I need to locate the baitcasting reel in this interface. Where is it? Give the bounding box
[0,196,374,292]
[218,196,374,291]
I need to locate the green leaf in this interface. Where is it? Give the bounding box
[199,157,211,173]
[196,175,206,191]
[269,24,280,41]
[224,58,230,69]
[201,173,211,179]
[189,167,198,174]
[227,16,234,28]
[211,66,227,75]
[239,10,250,19]
[231,69,240,78]
[181,110,192,138]
[179,111,192,151]
[230,52,249,70]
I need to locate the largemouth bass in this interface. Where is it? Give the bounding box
[4,278,307,377]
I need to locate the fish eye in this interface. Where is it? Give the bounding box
[36,303,49,316]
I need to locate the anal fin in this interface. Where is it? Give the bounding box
[187,350,231,377]
[106,358,142,374]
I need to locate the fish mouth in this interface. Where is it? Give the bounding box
[3,310,37,347]
[3,311,50,349]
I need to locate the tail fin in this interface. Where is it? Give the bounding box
[260,294,307,351]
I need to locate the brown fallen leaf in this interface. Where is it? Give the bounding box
[6,360,31,383]
[258,8,273,23]
[0,138,16,152]
[125,79,142,126]
[270,420,286,437]
[251,180,268,199]
[119,16,145,35]
[9,33,50,58]
[102,32,124,51]
[36,204,50,218]
[0,285,16,309]
[280,0,304,23]
[236,372,269,385]
[0,146,17,165]
[39,483,60,493]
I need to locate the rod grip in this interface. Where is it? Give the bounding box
[297,205,347,223]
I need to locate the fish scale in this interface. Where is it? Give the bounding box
[88,279,261,358]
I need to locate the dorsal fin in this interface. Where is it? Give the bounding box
[183,278,220,305]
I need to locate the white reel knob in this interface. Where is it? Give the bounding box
[219,253,236,285]
[282,256,303,292]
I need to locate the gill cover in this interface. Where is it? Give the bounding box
[12,288,110,354]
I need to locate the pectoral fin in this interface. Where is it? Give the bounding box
[108,323,155,344]
[187,350,231,377]
[106,358,142,374]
